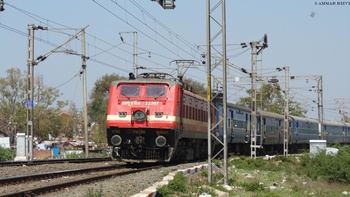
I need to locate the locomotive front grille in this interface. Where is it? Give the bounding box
[120,147,169,161]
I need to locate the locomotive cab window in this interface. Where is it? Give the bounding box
[146,85,166,97]
[120,85,140,97]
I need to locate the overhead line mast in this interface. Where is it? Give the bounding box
[26,25,88,160]
[152,0,229,185]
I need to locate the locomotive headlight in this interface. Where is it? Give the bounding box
[111,135,122,146]
[134,110,146,121]
[155,136,167,147]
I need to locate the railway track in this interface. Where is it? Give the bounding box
[0,157,112,167]
[0,163,163,197]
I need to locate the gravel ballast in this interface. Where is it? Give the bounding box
[0,161,207,197]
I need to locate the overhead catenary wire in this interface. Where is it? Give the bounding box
[92,0,196,61]
[2,2,348,122]
[55,70,81,89]
[6,1,205,82]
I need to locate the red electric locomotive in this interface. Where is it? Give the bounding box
[106,73,208,163]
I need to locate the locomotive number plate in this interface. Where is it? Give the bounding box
[156,130,169,135]
[133,130,146,134]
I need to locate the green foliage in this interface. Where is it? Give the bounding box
[183,78,207,98]
[237,83,307,116]
[161,170,170,177]
[0,68,27,144]
[229,157,289,172]
[88,73,126,144]
[0,68,76,143]
[157,172,188,196]
[299,145,350,183]
[239,181,265,192]
[155,152,350,196]
[0,146,15,161]
[167,172,188,193]
[63,152,84,159]
[85,185,104,197]
[195,186,217,197]
[200,169,208,177]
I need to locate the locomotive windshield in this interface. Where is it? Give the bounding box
[120,85,140,97]
[146,85,166,97]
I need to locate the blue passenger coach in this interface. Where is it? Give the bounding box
[323,120,347,144]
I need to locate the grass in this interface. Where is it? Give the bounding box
[157,144,350,196]
[85,185,104,197]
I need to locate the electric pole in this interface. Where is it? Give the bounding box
[81,29,89,158]
[27,24,35,160]
[206,0,228,185]
[283,67,289,157]
[289,75,324,139]
[249,35,267,159]
[119,31,149,76]
[26,25,88,160]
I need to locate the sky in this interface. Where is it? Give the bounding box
[0,0,349,121]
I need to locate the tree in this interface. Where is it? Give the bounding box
[0,68,26,143]
[183,78,207,98]
[34,75,62,140]
[0,68,67,143]
[237,83,307,116]
[88,73,126,145]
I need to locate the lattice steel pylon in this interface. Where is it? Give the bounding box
[206,0,228,185]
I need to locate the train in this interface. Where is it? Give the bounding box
[106,72,350,163]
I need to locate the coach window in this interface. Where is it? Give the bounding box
[193,107,196,120]
[197,109,199,121]
[146,85,166,97]
[120,85,140,97]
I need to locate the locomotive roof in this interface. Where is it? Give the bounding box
[111,72,181,86]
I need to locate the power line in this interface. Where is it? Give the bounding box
[92,0,183,59]
[55,70,81,89]
[5,1,208,84]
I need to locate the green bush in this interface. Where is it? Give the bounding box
[0,146,15,161]
[157,172,188,196]
[299,145,350,183]
[239,180,265,192]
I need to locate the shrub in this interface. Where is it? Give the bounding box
[299,145,350,183]
[157,172,188,196]
[0,146,15,161]
[239,180,265,192]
